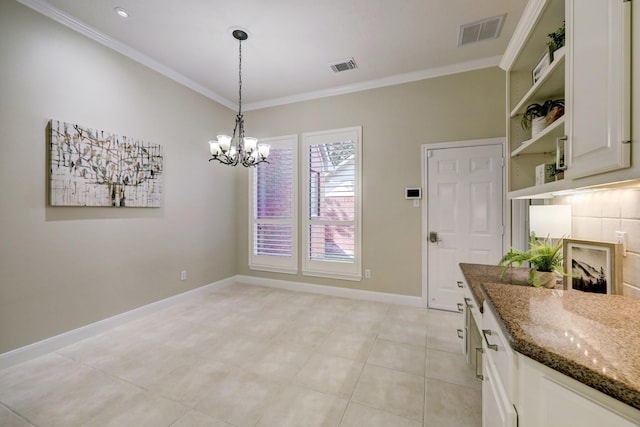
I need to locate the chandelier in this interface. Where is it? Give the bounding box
[209,29,270,167]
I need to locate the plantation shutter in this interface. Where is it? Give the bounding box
[302,127,361,281]
[308,141,356,262]
[249,135,297,273]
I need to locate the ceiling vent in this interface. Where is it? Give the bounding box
[329,57,357,73]
[458,14,506,47]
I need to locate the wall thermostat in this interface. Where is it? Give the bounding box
[405,188,422,200]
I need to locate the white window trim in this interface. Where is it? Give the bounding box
[301,126,362,281]
[248,134,298,274]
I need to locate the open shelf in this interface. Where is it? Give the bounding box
[511,117,565,157]
[510,51,565,117]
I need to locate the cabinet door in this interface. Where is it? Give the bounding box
[483,358,518,427]
[566,0,631,179]
[537,376,638,427]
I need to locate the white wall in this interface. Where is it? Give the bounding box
[236,68,506,297]
[0,1,237,353]
[555,189,640,296]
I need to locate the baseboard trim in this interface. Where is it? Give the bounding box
[0,277,235,370]
[235,275,425,307]
[0,275,424,370]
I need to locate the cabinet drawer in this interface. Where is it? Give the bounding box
[482,301,516,398]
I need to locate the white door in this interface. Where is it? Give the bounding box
[426,143,503,310]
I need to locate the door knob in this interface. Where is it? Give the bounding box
[429,231,439,243]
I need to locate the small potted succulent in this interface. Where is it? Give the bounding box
[521,99,565,136]
[499,234,565,288]
[547,21,566,62]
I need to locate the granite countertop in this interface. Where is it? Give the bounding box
[459,262,531,312]
[459,263,640,410]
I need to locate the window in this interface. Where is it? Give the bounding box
[249,135,298,273]
[302,127,362,280]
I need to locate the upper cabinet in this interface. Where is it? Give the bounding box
[501,0,632,198]
[565,0,631,179]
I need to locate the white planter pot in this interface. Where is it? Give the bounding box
[551,45,566,62]
[531,116,548,137]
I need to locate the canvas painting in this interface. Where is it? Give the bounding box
[49,120,163,207]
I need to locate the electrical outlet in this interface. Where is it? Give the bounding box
[180,270,187,281]
[615,231,627,256]
[365,269,371,278]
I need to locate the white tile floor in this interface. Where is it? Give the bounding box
[0,283,481,427]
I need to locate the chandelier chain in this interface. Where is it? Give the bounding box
[238,38,242,116]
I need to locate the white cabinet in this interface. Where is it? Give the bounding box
[565,0,631,179]
[517,356,640,427]
[482,301,518,427]
[482,302,516,397]
[483,358,518,427]
[457,279,483,375]
[501,0,632,198]
[481,301,640,427]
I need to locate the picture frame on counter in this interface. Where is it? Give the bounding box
[532,51,551,84]
[563,239,622,295]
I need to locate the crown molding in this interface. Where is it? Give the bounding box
[16,0,236,110]
[19,0,503,112]
[244,55,503,111]
[499,0,548,71]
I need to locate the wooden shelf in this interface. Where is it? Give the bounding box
[510,52,565,117]
[511,117,565,157]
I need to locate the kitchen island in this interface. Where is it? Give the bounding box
[460,263,640,425]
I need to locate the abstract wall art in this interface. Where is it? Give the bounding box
[49,120,163,207]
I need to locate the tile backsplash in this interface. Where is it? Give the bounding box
[555,188,640,297]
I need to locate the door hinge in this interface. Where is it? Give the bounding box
[427,150,433,157]
[501,225,504,236]
[501,157,505,167]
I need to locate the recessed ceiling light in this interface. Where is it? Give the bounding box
[114,7,129,18]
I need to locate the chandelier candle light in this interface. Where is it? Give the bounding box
[209,29,270,167]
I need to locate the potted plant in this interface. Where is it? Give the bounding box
[521,99,565,136]
[498,234,564,288]
[547,21,565,62]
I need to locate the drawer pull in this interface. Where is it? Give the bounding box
[457,281,464,288]
[464,297,473,309]
[457,303,464,313]
[457,329,464,339]
[475,347,484,381]
[482,329,498,351]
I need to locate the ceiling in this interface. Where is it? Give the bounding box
[24,0,528,111]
